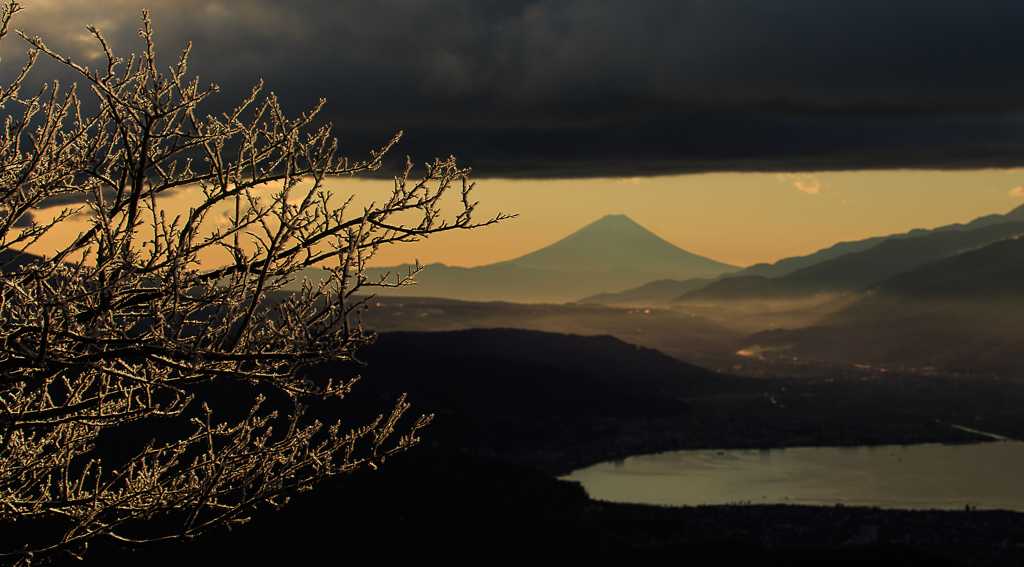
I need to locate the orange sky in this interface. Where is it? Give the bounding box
[355,169,1024,268]
[21,169,1024,270]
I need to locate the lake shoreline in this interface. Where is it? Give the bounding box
[563,441,1024,512]
[81,450,1023,566]
[504,414,996,477]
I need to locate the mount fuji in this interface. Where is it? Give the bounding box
[348,214,739,303]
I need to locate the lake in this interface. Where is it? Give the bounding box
[561,441,1024,511]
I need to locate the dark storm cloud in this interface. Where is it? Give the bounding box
[10,210,31,228]
[36,187,121,209]
[7,0,1024,177]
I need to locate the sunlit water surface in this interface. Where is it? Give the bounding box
[561,441,1024,511]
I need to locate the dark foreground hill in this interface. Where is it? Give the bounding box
[0,249,46,272]
[73,328,1024,567]
[309,329,723,470]
[84,450,979,567]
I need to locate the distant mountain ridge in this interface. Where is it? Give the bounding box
[737,202,1024,279]
[678,220,1024,301]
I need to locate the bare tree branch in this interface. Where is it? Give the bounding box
[0,5,513,565]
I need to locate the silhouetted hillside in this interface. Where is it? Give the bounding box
[578,277,713,305]
[0,249,45,273]
[359,328,720,395]
[873,235,1024,299]
[679,221,1024,301]
[737,202,1024,279]
[303,329,724,468]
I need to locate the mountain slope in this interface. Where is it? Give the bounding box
[577,277,713,305]
[875,235,1024,299]
[679,220,1024,301]
[498,214,738,278]
[0,249,47,273]
[740,236,1024,372]
[352,214,739,302]
[737,202,1024,279]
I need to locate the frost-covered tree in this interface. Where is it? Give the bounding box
[0,4,506,564]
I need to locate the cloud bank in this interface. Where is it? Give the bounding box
[6,0,1024,178]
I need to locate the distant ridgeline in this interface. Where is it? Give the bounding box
[286,204,1024,305]
[289,214,741,303]
[583,202,1024,305]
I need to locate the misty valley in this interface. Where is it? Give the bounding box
[83,205,1024,566]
